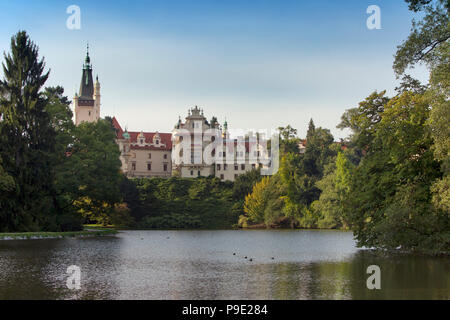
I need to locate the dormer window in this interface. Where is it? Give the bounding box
[138,132,145,145]
[153,132,161,146]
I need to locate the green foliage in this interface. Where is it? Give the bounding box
[109,203,135,228]
[140,213,202,229]
[124,177,237,229]
[278,125,300,153]
[0,31,56,232]
[341,90,448,253]
[244,176,271,223]
[232,168,262,200]
[53,118,123,225]
[338,91,390,150]
[312,152,354,229]
[56,212,84,232]
[0,31,124,232]
[239,120,339,229]
[394,0,449,76]
[0,158,15,193]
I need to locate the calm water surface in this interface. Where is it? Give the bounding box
[0,230,448,299]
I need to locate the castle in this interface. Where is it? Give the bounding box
[73,47,267,181]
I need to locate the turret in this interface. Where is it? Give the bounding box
[74,43,100,125]
[94,75,101,119]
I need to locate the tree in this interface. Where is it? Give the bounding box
[63,119,124,224]
[312,152,354,229]
[306,118,315,141]
[395,0,450,217]
[0,31,56,231]
[344,91,448,253]
[394,0,449,76]
[278,125,297,141]
[243,176,283,225]
[43,86,76,217]
[278,125,300,154]
[232,168,261,201]
[0,159,15,193]
[338,91,390,151]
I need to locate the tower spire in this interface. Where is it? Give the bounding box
[84,42,91,69]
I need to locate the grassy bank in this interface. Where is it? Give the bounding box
[0,228,117,240]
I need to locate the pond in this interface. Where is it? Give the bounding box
[0,230,448,299]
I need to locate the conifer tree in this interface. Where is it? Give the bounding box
[0,31,56,231]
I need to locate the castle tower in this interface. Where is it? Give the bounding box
[74,44,100,125]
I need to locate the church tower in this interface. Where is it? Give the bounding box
[74,44,101,125]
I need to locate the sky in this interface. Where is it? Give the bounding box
[0,0,429,139]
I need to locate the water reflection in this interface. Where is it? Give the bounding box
[0,230,448,299]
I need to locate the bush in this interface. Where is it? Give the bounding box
[109,203,135,228]
[138,213,202,229]
[57,213,83,232]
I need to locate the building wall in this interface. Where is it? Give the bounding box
[74,103,98,125]
[180,165,214,178]
[215,162,262,181]
[128,149,171,178]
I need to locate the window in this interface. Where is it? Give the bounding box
[224,164,228,170]
[147,163,151,171]
[89,111,91,116]
[148,153,151,159]
[163,164,167,172]
[132,163,136,171]
[164,154,167,159]
[198,170,201,177]
[241,164,245,170]
[190,170,194,176]
[217,164,221,171]
[220,174,224,180]
[234,165,238,171]
[211,136,215,142]
[234,174,238,179]
[156,140,159,145]
[140,139,144,144]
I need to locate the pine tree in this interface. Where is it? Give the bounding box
[306,118,315,142]
[0,31,56,231]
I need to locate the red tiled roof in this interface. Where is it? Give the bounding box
[112,117,172,151]
[112,117,124,138]
[128,131,172,150]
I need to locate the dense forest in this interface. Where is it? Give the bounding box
[0,0,448,254]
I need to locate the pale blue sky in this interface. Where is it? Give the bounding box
[0,0,429,139]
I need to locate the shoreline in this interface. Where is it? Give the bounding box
[0,229,118,240]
